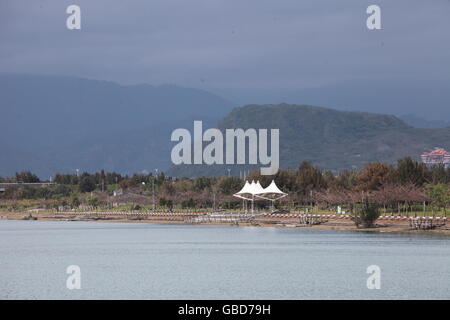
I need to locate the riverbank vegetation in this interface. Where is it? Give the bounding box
[1,157,450,218]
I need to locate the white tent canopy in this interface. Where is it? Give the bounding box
[234,180,287,199]
[253,181,265,195]
[234,180,254,200]
[233,180,288,213]
[256,180,288,201]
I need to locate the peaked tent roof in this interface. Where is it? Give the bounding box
[253,181,265,194]
[264,180,286,195]
[235,181,252,195]
[255,180,288,200]
[233,180,288,201]
[234,180,255,200]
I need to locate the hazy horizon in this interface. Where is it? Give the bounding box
[1,0,450,120]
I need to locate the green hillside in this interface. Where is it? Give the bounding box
[168,103,450,176]
[0,74,235,177]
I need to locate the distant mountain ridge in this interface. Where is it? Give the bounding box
[167,104,450,176]
[2,74,450,178]
[0,74,236,177]
[399,114,450,129]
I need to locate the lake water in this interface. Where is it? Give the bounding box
[0,220,449,299]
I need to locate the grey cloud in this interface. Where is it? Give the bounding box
[1,0,449,119]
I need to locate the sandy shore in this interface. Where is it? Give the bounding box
[1,211,449,236]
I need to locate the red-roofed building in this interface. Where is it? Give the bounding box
[421,148,450,168]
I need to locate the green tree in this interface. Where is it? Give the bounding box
[70,196,81,208]
[193,177,211,192]
[159,197,168,207]
[426,184,450,215]
[79,176,96,193]
[351,198,380,228]
[181,198,196,209]
[429,165,449,184]
[86,194,99,208]
[15,171,40,183]
[218,177,242,194]
[297,161,327,196]
[334,170,358,190]
[396,157,429,186]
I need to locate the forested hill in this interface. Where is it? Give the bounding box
[168,104,450,176]
[0,74,235,177]
[2,73,450,178]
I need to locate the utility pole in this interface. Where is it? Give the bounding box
[152,174,155,211]
[153,168,158,211]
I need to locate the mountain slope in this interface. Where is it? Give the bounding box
[0,74,235,177]
[168,104,450,176]
[399,114,450,129]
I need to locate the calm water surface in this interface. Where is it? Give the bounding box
[0,220,449,299]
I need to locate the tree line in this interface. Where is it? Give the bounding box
[1,157,450,214]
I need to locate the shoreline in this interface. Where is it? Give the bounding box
[1,211,450,236]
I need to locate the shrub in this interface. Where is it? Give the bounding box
[70,196,81,208]
[181,198,196,209]
[86,194,99,208]
[351,198,380,228]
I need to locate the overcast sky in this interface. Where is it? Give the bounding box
[1,0,450,119]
